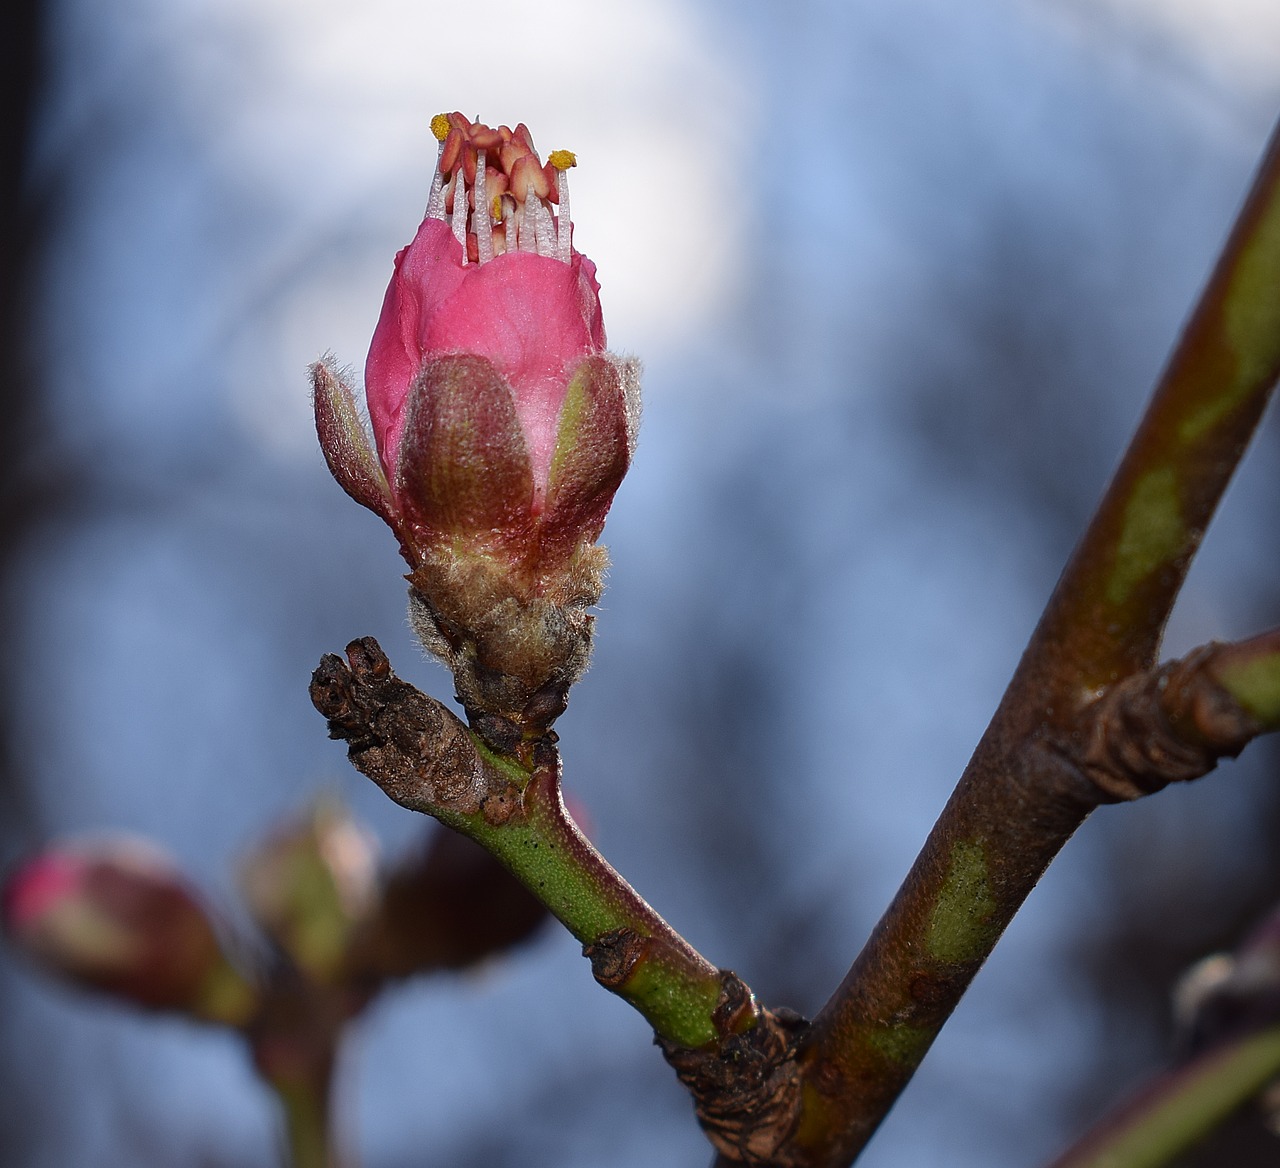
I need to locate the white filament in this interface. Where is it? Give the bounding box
[518,199,537,252]
[425,141,446,220]
[450,171,467,264]
[501,197,516,254]
[427,132,577,267]
[533,196,556,257]
[556,169,572,262]
[474,149,493,264]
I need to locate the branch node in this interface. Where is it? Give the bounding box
[1070,645,1260,802]
[658,975,810,1166]
[584,927,650,990]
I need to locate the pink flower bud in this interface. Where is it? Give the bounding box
[313,115,641,737]
[3,838,256,1024]
[316,115,638,568]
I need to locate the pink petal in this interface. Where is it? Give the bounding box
[364,217,606,487]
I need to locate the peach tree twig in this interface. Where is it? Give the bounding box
[310,637,807,1163]
[310,110,811,1165]
[764,117,1280,1168]
[249,974,351,1168]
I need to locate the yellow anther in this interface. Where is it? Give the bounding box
[430,114,451,142]
[548,149,577,171]
[491,194,504,222]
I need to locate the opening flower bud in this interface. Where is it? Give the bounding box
[313,112,641,740]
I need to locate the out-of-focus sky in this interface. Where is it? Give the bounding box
[4,1,1280,1165]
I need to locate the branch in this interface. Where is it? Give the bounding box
[779,117,1280,1167]
[310,637,808,1163]
[1047,888,1280,1168]
[1204,629,1280,732]
[247,973,351,1168]
[1067,633,1276,801]
[1023,120,1280,690]
[1044,1024,1280,1168]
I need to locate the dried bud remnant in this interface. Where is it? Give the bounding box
[584,926,650,989]
[313,113,640,743]
[309,638,521,824]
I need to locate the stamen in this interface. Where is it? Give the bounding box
[475,149,493,264]
[513,122,536,155]
[424,117,581,267]
[523,195,544,255]
[439,127,464,177]
[546,150,576,263]
[450,172,468,264]
[471,125,504,152]
[509,153,550,203]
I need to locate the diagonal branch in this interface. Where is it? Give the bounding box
[311,637,808,1164]
[309,637,726,1045]
[776,117,1280,1168]
[1023,121,1280,692]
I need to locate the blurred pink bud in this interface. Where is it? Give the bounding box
[3,838,255,1024]
[239,799,378,983]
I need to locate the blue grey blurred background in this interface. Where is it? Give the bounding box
[3,1,1280,1165]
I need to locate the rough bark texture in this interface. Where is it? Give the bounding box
[658,975,810,1166]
